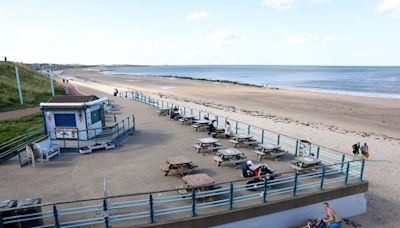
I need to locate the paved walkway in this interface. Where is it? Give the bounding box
[0,107,40,120]
[0,80,84,121]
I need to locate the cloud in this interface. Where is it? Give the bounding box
[85,32,108,41]
[209,29,248,46]
[377,0,400,18]
[288,33,335,44]
[262,0,296,11]
[186,11,210,20]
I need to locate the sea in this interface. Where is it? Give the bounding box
[102,65,400,99]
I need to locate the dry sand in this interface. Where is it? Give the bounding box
[65,67,400,227]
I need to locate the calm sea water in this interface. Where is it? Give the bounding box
[103,65,400,99]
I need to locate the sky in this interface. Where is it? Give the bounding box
[1,0,400,66]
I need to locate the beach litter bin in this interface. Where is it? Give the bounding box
[0,200,18,228]
[15,198,43,228]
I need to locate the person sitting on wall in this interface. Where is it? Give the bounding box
[170,106,179,120]
[113,88,119,96]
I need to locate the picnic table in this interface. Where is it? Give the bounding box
[213,148,247,167]
[158,108,170,116]
[230,134,258,148]
[290,155,322,173]
[193,137,222,153]
[160,156,198,176]
[175,173,221,198]
[192,120,210,131]
[179,115,196,125]
[211,127,225,138]
[254,143,288,161]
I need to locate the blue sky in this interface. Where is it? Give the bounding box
[1,0,399,65]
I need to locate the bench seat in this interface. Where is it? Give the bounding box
[193,144,202,152]
[212,155,224,166]
[175,185,188,196]
[160,164,170,176]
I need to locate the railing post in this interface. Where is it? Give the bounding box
[161,100,164,108]
[229,182,234,210]
[277,134,280,145]
[293,172,298,197]
[123,119,125,132]
[345,162,350,185]
[235,122,238,134]
[320,166,325,191]
[63,131,66,148]
[0,213,4,228]
[191,189,196,217]
[295,140,299,156]
[191,109,193,115]
[262,178,268,203]
[53,205,60,228]
[198,111,201,120]
[341,154,346,172]
[261,129,265,144]
[77,132,80,151]
[127,116,130,129]
[216,116,219,127]
[103,199,110,228]
[247,125,250,135]
[316,146,320,159]
[360,159,365,181]
[94,129,97,144]
[184,107,186,116]
[149,194,155,223]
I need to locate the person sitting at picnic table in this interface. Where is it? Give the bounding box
[360,143,369,159]
[352,142,360,159]
[170,106,179,120]
[224,121,232,139]
[318,202,341,228]
[242,160,254,178]
[208,120,217,135]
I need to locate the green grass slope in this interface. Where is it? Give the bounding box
[0,62,65,112]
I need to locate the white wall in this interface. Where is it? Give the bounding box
[214,193,367,228]
[86,104,103,139]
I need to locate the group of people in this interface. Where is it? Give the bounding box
[352,142,369,159]
[207,120,233,139]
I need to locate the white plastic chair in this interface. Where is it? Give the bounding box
[26,145,36,167]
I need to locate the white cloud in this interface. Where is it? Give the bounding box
[209,29,248,46]
[262,0,296,11]
[377,0,400,18]
[85,32,108,41]
[186,11,209,20]
[288,33,335,44]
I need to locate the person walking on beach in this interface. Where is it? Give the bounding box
[224,121,232,139]
[319,202,341,228]
[360,143,369,159]
[352,142,360,159]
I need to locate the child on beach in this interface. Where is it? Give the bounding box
[224,121,232,139]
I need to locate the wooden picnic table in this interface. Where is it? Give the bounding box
[255,143,288,161]
[192,120,210,131]
[230,134,257,148]
[158,108,170,116]
[193,137,222,153]
[182,173,215,188]
[179,115,196,125]
[213,148,247,167]
[291,155,322,173]
[161,156,197,176]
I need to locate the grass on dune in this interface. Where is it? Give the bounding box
[0,61,65,112]
[0,113,44,144]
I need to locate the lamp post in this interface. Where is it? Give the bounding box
[15,66,24,105]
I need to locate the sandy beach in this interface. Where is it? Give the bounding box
[65,67,400,227]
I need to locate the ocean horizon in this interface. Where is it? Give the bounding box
[102,65,400,99]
